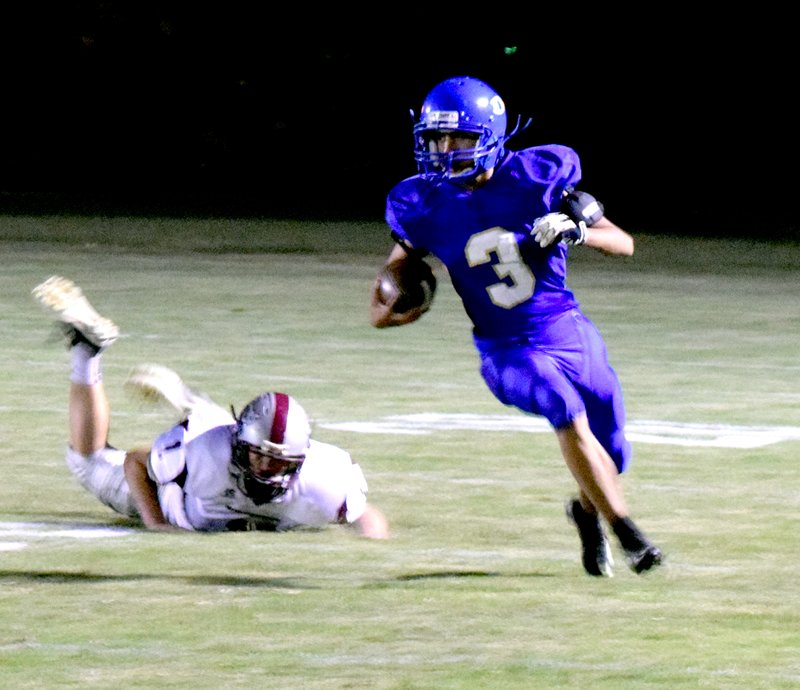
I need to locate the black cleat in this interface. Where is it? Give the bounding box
[611,516,664,575]
[565,498,614,578]
[624,544,663,574]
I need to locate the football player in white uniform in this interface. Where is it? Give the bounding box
[32,276,388,539]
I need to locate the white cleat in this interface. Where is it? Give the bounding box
[32,275,119,352]
[125,364,235,426]
[125,364,206,416]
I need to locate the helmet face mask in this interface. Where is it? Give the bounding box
[232,392,311,504]
[413,76,509,182]
[418,129,483,177]
[233,446,303,505]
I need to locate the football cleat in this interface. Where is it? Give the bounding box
[624,543,663,574]
[125,364,207,416]
[566,498,614,578]
[33,275,119,353]
[611,516,664,575]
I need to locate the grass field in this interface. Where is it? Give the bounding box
[1,215,799,689]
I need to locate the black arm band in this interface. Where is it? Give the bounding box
[561,186,605,227]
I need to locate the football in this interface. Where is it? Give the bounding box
[376,257,437,313]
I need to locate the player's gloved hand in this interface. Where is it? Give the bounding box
[532,212,587,247]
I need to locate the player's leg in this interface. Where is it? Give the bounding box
[556,416,627,518]
[557,418,620,577]
[571,313,663,573]
[479,346,617,576]
[480,338,660,575]
[557,418,662,574]
[33,275,119,452]
[33,276,136,516]
[69,349,111,454]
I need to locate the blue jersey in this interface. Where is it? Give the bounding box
[384,144,632,472]
[386,145,583,342]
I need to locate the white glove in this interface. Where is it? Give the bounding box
[532,212,587,247]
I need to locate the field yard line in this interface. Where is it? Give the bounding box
[0,522,134,538]
[320,413,800,448]
[0,542,27,551]
[0,521,135,549]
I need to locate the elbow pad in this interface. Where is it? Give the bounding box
[561,186,604,227]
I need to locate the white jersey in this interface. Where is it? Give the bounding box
[147,407,369,532]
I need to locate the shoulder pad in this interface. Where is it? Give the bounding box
[148,424,187,484]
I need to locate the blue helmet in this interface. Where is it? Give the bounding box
[413,76,517,182]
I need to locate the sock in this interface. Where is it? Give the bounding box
[573,499,601,524]
[610,517,650,552]
[70,342,103,385]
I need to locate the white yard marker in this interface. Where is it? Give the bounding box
[320,413,800,449]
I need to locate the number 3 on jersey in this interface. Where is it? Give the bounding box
[466,228,534,309]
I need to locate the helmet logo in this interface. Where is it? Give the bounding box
[489,95,505,116]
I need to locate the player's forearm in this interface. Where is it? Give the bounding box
[123,450,172,529]
[583,219,634,256]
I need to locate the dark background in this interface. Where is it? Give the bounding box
[1,3,796,238]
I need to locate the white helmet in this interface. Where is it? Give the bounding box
[232,392,311,504]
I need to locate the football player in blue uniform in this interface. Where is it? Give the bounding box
[370,76,662,577]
